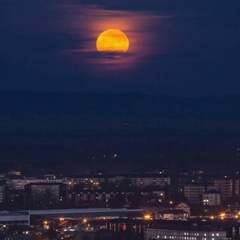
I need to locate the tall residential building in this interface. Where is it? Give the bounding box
[203,190,221,206]
[214,178,233,200]
[184,184,206,203]
[25,182,68,205]
[0,180,6,203]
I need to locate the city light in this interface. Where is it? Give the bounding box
[82,218,88,224]
[220,213,225,220]
[43,220,50,230]
[144,214,151,220]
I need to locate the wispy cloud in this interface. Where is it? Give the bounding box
[60,4,173,72]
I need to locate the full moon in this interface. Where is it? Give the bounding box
[96,29,129,58]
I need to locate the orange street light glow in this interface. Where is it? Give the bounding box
[144,214,151,220]
[220,213,225,219]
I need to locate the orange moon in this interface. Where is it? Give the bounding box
[96,29,129,58]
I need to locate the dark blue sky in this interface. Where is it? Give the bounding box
[1,0,240,173]
[1,0,240,96]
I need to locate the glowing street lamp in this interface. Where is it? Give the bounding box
[82,218,88,224]
[144,214,151,220]
[43,220,50,230]
[220,213,225,220]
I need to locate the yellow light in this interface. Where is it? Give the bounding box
[144,214,151,220]
[43,220,50,230]
[220,213,225,219]
[210,216,214,220]
[169,201,173,204]
[82,218,87,223]
[59,217,64,221]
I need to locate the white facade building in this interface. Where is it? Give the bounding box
[145,226,227,240]
[6,178,68,190]
[203,190,221,206]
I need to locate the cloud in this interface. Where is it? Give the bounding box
[59,4,173,75]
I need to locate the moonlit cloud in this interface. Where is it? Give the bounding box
[59,4,173,73]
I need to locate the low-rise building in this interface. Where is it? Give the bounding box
[175,202,191,216]
[155,209,189,220]
[6,178,68,191]
[144,220,236,240]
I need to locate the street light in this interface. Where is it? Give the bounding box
[144,214,151,220]
[220,213,225,220]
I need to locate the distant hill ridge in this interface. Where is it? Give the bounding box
[0,91,240,172]
[1,91,240,137]
[1,90,240,119]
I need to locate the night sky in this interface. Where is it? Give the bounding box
[0,0,240,173]
[1,0,240,96]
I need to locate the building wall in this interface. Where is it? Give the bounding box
[156,212,189,220]
[6,179,67,190]
[175,203,191,216]
[145,228,226,240]
[234,179,240,197]
[69,175,170,189]
[203,192,221,206]
[129,177,170,188]
[214,178,233,200]
[184,185,206,203]
[31,184,59,201]
[25,183,68,204]
[0,185,6,203]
